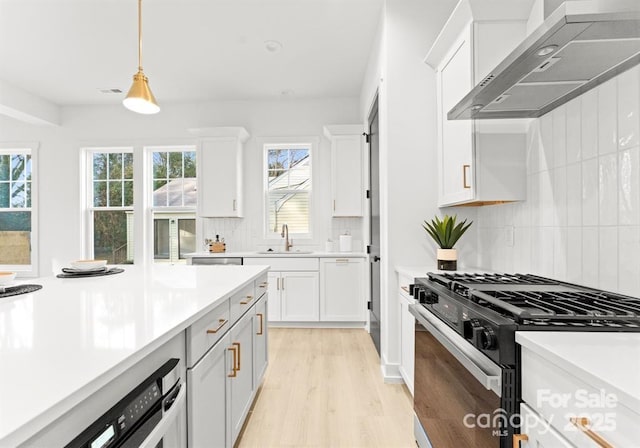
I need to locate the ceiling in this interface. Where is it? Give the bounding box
[0,0,384,107]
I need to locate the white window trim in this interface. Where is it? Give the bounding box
[0,143,39,277]
[261,137,318,243]
[81,147,134,262]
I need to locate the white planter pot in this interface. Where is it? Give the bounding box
[437,248,457,271]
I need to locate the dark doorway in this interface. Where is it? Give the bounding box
[368,95,381,355]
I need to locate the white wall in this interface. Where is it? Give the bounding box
[476,66,640,296]
[0,97,361,274]
[359,0,462,379]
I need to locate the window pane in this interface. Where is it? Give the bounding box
[153,152,167,179]
[108,153,122,180]
[26,155,32,181]
[0,211,31,265]
[10,181,27,207]
[153,218,170,260]
[153,179,168,207]
[93,210,133,264]
[94,181,107,207]
[178,219,196,258]
[123,153,133,179]
[93,153,108,180]
[267,192,309,234]
[11,155,27,181]
[0,155,9,181]
[123,180,134,207]
[108,181,122,207]
[0,183,8,208]
[184,151,196,178]
[26,182,31,208]
[168,152,183,178]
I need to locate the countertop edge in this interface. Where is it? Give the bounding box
[0,265,270,447]
[515,332,640,416]
[186,252,368,258]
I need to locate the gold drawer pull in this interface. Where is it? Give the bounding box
[513,434,528,448]
[257,313,264,335]
[570,417,613,448]
[259,282,268,287]
[206,318,227,334]
[401,286,410,293]
[240,295,254,305]
[233,342,241,370]
[228,345,238,377]
[463,164,471,189]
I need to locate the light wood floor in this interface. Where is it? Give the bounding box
[237,328,416,448]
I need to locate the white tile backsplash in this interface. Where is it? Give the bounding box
[476,67,640,295]
[598,78,618,155]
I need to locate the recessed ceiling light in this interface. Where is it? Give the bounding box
[264,40,283,53]
[536,45,558,57]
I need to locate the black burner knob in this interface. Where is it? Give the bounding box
[468,320,498,350]
[480,327,497,350]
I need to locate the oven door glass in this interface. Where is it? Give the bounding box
[414,313,502,447]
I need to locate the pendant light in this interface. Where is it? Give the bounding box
[123,0,160,114]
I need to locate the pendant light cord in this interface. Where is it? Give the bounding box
[138,0,143,72]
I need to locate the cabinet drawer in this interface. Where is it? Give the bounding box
[521,346,639,447]
[255,274,268,299]
[244,257,319,271]
[187,299,230,367]
[519,403,573,448]
[230,282,256,323]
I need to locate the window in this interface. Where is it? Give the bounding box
[0,148,36,273]
[87,149,134,264]
[265,143,312,237]
[149,147,196,263]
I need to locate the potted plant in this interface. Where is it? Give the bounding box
[422,215,472,271]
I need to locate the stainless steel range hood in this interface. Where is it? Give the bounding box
[449,0,640,120]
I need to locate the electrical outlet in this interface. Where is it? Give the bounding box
[505,225,515,247]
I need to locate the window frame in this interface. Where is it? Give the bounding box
[262,139,315,241]
[82,147,135,263]
[0,143,38,276]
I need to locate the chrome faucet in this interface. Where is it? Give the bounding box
[281,224,293,251]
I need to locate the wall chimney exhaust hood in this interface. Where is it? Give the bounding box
[449,0,640,120]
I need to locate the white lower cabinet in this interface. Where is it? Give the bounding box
[280,271,320,321]
[187,332,232,448]
[229,309,255,442]
[186,276,269,448]
[399,289,415,396]
[517,403,573,448]
[319,258,365,321]
[253,296,268,388]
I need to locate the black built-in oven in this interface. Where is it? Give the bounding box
[410,302,517,448]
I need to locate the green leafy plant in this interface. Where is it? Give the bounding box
[422,215,472,249]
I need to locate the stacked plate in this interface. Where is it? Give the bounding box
[0,271,17,287]
[63,260,108,274]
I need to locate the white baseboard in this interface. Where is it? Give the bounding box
[380,354,403,383]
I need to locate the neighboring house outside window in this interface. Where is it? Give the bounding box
[86,148,134,264]
[264,143,312,238]
[149,147,197,263]
[0,147,36,275]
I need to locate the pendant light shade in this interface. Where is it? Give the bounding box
[123,0,160,114]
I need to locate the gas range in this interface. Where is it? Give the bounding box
[412,272,640,365]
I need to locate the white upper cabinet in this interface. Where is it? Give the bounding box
[193,127,249,217]
[425,0,531,207]
[323,125,364,217]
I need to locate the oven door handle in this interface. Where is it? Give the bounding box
[409,304,502,395]
[138,381,186,448]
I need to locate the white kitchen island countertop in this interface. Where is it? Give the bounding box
[186,251,367,258]
[0,264,268,447]
[516,331,640,415]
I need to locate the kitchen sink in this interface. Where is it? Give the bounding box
[255,250,314,255]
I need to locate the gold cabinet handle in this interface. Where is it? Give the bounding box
[206,318,228,334]
[401,286,410,293]
[233,199,237,211]
[233,342,241,371]
[512,434,528,448]
[228,345,238,378]
[259,281,268,287]
[570,417,614,448]
[276,278,280,290]
[240,295,254,305]
[336,258,349,263]
[281,278,285,290]
[463,164,471,189]
[257,313,264,335]
[333,199,336,211]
